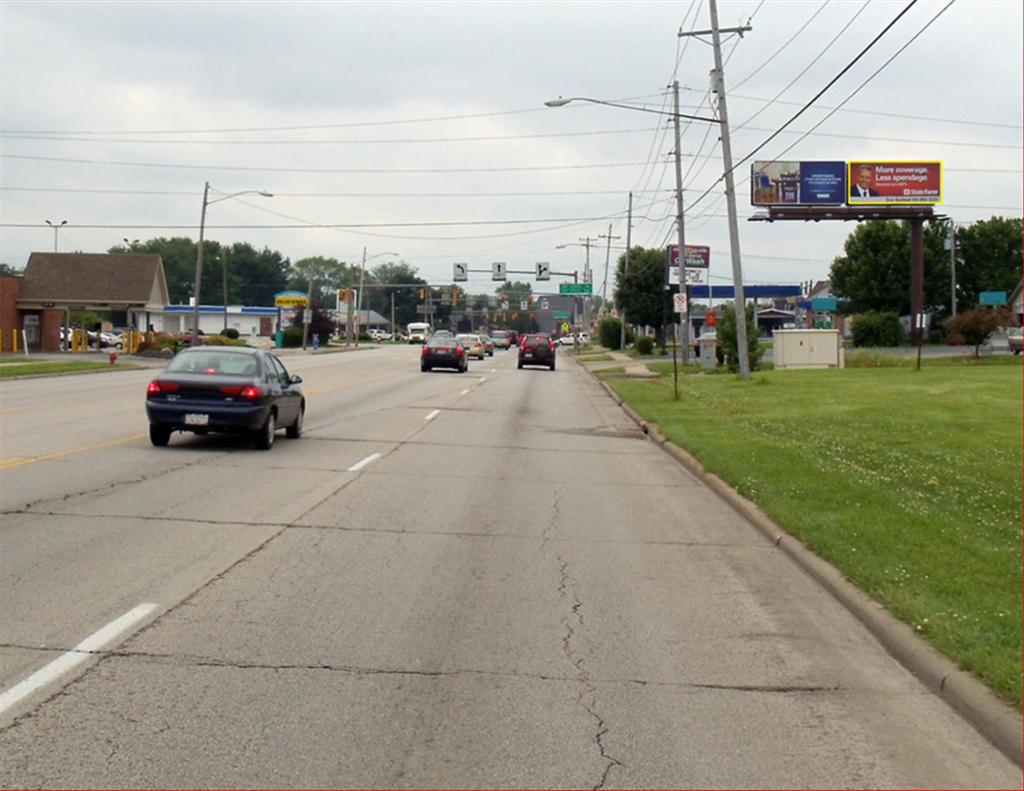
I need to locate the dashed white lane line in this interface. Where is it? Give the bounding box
[425,409,441,421]
[459,389,471,396]
[0,603,158,715]
[347,453,382,472]
[478,377,487,383]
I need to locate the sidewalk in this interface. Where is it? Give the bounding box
[575,349,660,378]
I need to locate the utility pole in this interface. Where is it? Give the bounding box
[579,236,595,329]
[222,246,229,332]
[598,224,620,309]
[620,192,632,351]
[680,2,752,380]
[672,79,689,383]
[391,290,396,336]
[302,264,314,350]
[354,246,367,347]
[948,221,957,318]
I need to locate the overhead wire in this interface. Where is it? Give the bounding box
[730,0,832,91]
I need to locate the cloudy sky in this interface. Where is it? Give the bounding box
[1,0,1021,299]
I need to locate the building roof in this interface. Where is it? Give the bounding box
[17,253,169,308]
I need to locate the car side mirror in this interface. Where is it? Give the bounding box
[289,374,302,385]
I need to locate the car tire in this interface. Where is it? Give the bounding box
[255,411,276,450]
[149,425,171,447]
[517,359,524,369]
[550,360,556,371]
[286,406,304,439]
[421,364,431,372]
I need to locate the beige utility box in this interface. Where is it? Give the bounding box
[772,329,844,369]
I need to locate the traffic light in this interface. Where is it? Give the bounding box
[451,287,459,307]
[338,287,349,302]
[419,288,426,300]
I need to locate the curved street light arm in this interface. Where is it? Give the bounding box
[545,96,717,124]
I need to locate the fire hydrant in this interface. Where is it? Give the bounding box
[109,350,118,365]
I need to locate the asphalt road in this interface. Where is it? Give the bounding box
[0,345,1019,788]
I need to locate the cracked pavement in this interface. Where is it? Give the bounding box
[1,346,1019,788]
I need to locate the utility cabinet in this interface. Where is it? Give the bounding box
[772,329,844,369]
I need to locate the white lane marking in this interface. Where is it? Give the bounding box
[459,389,470,396]
[425,409,440,421]
[0,603,158,715]
[478,377,486,383]
[347,452,382,472]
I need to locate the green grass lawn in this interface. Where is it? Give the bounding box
[0,360,132,378]
[602,356,1022,704]
[577,353,615,362]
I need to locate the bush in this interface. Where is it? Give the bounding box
[717,303,764,372]
[845,350,903,368]
[946,306,1010,358]
[202,335,248,346]
[598,317,621,349]
[222,327,240,340]
[851,311,905,347]
[635,336,654,355]
[282,326,304,348]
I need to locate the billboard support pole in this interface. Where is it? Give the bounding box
[911,218,925,369]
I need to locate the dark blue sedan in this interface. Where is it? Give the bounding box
[146,347,304,450]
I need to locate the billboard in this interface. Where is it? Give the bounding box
[667,244,710,268]
[751,161,846,206]
[848,161,942,205]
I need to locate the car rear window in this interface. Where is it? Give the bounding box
[166,351,260,376]
[427,337,456,347]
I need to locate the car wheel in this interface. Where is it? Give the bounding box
[286,406,304,439]
[517,359,524,369]
[550,360,556,371]
[255,411,276,450]
[421,364,431,372]
[149,425,171,447]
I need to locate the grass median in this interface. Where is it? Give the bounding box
[600,356,1022,705]
[0,359,134,378]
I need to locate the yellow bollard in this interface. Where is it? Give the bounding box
[12,328,18,353]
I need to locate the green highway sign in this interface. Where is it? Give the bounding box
[559,283,592,295]
[553,311,570,319]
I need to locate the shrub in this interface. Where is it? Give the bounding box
[635,336,654,355]
[946,306,1010,358]
[717,303,764,372]
[202,335,248,346]
[851,311,905,347]
[222,327,240,340]
[598,317,622,350]
[282,326,304,347]
[845,350,903,368]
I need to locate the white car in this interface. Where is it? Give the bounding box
[557,334,578,347]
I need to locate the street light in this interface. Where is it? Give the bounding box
[544,96,717,123]
[45,219,67,252]
[191,183,273,345]
[353,249,399,346]
[546,88,750,381]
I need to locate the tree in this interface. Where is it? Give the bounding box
[717,303,764,372]
[107,238,289,306]
[0,263,22,276]
[287,257,354,308]
[946,306,1011,358]
[952,217,1022,311]
[829,220,950,315]
[613,247,671,349]
[368,262,426,329]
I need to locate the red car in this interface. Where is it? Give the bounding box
[518,333,556,371]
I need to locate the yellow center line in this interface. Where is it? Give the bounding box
[0,433,149,471]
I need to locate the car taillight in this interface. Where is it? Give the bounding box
[219,385,242,396]
[240,386,261,400]
[550,340,556,351]
[455,346,464,356]
[147,381,179,394]
[422,346,429,356]
[521,339,527,349]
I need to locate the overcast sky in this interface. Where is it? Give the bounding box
[1,0,1021,299]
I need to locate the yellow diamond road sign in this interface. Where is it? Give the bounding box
[561,321,570,333]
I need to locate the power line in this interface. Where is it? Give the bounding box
[682,87,1023,131]
[0,126,661,146]
[733,0,872,132]
[0,186,673,198]
[0,153,654,174]
[731,0,832,91]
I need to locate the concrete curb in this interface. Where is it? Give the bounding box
[583,360,1023,767]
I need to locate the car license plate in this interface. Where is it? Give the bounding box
[185,413,209,426]
[524,353,533,359]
